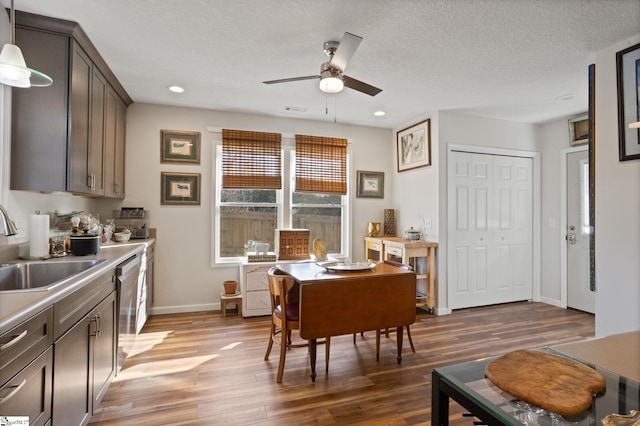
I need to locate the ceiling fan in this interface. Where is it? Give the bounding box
[263,32,382,97]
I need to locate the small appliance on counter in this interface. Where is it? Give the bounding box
[112,208,150,239]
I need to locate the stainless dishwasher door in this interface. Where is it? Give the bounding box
[116,254,142,373]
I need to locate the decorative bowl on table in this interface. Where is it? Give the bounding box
[113,232,131,242]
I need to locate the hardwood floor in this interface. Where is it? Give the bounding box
[89,302,594,426]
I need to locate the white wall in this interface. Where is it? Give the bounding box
[114,103,393,313]
[594,34,640,336]
[390,113,440,241]
[538,117,580,306]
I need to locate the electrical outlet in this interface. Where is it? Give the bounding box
[424,218,432,229]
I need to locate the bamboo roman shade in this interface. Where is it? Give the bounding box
[222,129,282,189]
[295,134,348,195]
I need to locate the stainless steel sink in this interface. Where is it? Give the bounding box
[0,259,106,291]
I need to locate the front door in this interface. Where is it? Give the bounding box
[566,150,594,313]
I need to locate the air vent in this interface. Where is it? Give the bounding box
[284,106,308,113]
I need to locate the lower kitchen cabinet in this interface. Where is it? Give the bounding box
[52,291,116,426]
[0,347,53,426]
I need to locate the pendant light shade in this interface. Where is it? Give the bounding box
[0,0,52,88]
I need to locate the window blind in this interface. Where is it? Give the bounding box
[295,134,348,195]
[222,129,282,189]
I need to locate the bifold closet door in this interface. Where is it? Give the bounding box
[448,151,533,309]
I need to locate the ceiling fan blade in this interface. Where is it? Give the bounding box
[263,75,320,84]
[343,75,382,96]
[329,32,362,72]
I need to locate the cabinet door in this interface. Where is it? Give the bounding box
[68,42,93,195]
[88,67,107,195]
[104,88,126,198]
[53,315,91,426]
[0,347,53,426]
[92,292,116,412]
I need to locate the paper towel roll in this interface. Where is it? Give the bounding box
[29,214,50,258]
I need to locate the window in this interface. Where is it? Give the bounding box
[214,140,350,263]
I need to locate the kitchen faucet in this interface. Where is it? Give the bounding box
[0,205,18,236]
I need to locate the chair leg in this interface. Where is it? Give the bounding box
[276,327,288,383]
[375,330,381,361]
[264,323,275,360]
[353,333,356,344]
[325,337,331,372]
[406,325,416,353]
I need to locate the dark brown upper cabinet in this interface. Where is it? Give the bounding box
[10,10,132,198]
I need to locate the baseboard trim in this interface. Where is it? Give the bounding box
[434,306,451,316]
[151,303,219,315]
[539,296,564,308]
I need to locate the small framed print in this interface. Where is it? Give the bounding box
[568,113,589,146]
[161,172,201,205]
[356,170,384,198]
[161,129,201,164]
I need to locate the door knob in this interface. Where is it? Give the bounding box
[568,233,576,244]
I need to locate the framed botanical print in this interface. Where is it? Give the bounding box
[161,129,201,164]
[356,170,384,198]
[161,172,201,205]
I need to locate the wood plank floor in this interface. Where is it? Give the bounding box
[89,302,594,426]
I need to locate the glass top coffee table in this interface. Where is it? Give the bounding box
[432,347,640,426]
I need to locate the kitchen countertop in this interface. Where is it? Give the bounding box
[0,238,155,334]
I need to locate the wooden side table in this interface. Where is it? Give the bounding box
[363,237,439,312]
[382,238,438,312]
[220,292,242,317]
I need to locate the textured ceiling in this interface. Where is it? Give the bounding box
[6,0,640,129]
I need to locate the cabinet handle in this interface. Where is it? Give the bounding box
[92,174,96,191]
[114,182,119,194]
[0,329,27,352]
[90,314,101,337]
[0,379,26,404]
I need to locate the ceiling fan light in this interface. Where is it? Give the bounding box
[319,76,343,93]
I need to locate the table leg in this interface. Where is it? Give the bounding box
[309,338,317,382]
[428,246,436,310]
[431,369,449,426]
[396,326,403,364]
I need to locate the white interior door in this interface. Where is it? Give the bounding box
[448,151,533,309]
[566,150,594,313]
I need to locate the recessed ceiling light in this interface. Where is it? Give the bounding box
[373,110,386,116]
[555,94,575,101]
[168,85,184,93]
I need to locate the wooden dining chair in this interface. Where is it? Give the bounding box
[353,260,416,360]
[264,266,330,382]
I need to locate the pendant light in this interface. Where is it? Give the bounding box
[0,0,52,88]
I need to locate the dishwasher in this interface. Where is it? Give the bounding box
[116,254,142,373]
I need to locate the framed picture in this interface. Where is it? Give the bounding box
[161,172,201,205]
[616,42,640,161]
[396,119,431,172]
[161,129,201,164]
[568,113,589,146]
[356,170,384,198]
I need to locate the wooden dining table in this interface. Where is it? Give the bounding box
[275,261,417,381]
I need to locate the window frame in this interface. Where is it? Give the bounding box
[213,143,351,265]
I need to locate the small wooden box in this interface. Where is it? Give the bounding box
[275,229,310,260]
